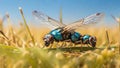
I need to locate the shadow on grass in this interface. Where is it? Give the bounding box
[48,46,118,52]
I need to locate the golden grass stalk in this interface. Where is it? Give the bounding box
[0,15,14,46]
[112,15,120,54]
[0,17,3,31]
[105,29,110,49]
[19,7,35,45]
[59,7,63,24]
[6,13,16,43]
[0,15,7,31]
[0,30,9,40]
[118,20,120,54]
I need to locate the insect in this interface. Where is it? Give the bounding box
[32,10,104,48]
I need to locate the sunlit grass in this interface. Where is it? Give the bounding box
[0,44,118,68]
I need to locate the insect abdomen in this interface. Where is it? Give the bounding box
[71,32,81,42]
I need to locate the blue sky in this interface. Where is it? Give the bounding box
[0,0,120,26]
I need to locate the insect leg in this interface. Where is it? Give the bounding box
[68,42,73,47]
[49,44,53,48]
[86,44,90,47]
[60,41,66,48]
[73,43,75,47]
[80,44,83,48]
[55,42,61,48]
[63,39,72,47]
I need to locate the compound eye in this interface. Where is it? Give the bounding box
[34,10,38,13]
[96,13,101,16]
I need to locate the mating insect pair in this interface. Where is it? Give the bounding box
[43,27,96,48]
[32,10,104,48]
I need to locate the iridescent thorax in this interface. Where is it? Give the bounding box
[50,28,63,41]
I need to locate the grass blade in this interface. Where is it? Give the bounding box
[105,29,110,49]
[112,15,120,54]
[59,7,63,24]
[19,7,35,45]
[6,13,16,43]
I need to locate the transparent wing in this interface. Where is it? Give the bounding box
[63,13,104,32]
[111,15,120,23]
[32,10,66,28]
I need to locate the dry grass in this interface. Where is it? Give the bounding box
[1,20,119,47]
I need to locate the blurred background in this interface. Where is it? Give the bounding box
[0,0,120,27]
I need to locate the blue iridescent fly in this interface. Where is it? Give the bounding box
[32,10,104,48]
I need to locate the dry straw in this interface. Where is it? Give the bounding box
[6,13,16,44]
[105,28,110,49]
[0,19,3,31]
[19,7,35,45]
[59,7,63,24]
[112,15,120,54]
